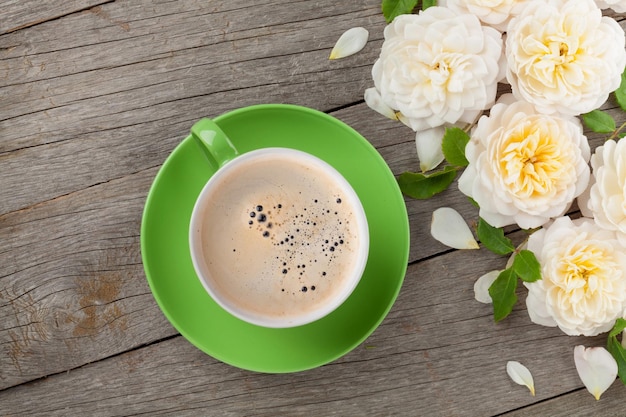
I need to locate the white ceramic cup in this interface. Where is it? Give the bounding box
[188,118,369,328]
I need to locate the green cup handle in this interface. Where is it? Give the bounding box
[191,118,239,168]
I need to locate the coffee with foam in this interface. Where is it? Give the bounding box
[190,148,368,327]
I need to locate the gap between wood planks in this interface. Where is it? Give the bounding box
[493,387,585,417]
[0,164,157,219]
[0,333,180,393]
[1,1,117,35]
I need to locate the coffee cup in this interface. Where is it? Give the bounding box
[188,117,369,328]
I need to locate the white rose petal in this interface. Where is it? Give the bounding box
[415,127,445,172]
[525,281,559,328]
[576,182,594,219]
[506,0,626,116]
[396,112,413,130]
[364,88,398,121]
[329,27,369,60]
[431,207,479,250]
[595,0,626,12]
[458,95,590,229]
[439,0,533,32]
[574,346,618,401]
[506,361,536,396]
[525,217,626,336]
[584,140,626,246]
[474,270,501,304]
[371,8,503,132]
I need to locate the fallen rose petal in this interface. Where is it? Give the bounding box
[415,127,445,172]
[574,345,618,401]
[431,207,479,250]
[506,361,535,396]
[474,270,501,304]
[329,27,369,60]
[364,88,398,121]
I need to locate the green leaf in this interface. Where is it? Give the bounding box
[467,196,479,208]
[614,67,626,112]
[477,218,515,255]
[609,318,626,338]
[381,0,418,23]
[512,250,541,283]
[582,110,616,134]
[489,268,518,322]
[607,318,626,384]
[441,127,470,167]
[397,167,457,199]
[607,339,626,385]
[421,0,437,9]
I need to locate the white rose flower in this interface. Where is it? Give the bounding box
[578,140,626,246]
[438,0,532,32]
[506,0,626,116]
[458,94,590,229]
[525,217,626,336]
[595,0,626,12]
[371,8,503,132]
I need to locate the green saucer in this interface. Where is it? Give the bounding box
[141,104,409,373]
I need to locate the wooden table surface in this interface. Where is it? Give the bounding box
[2,1,625,415]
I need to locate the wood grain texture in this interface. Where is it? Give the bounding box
[0,0,385,214]
[0,0,390,391]
[0,237,619,416]
[1,0,626,415]
[0,167,175,389]
[503,387,626,417]
[0,0,110,35]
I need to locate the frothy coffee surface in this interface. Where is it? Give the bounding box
[195,152,363,323]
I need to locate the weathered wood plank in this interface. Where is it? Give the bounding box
[0,0,109,35]
[0,234,621,416]
[0,0,385,214]
[503,386,626,417]
[0,167,175,389]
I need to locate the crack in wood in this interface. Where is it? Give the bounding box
[1,1,117,35]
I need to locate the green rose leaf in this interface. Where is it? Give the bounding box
[609,318,626,338]
[477,218,515,255]
[421,0,437,9]
[608,339,626,385]
[582,110,616,134]
[489,268,518,322]
[442,127,470,167]
[512,250,541,283]
[381,0,418,23]
[397,167,457,199]
[614,67,626,112]
[607,318,626,384]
